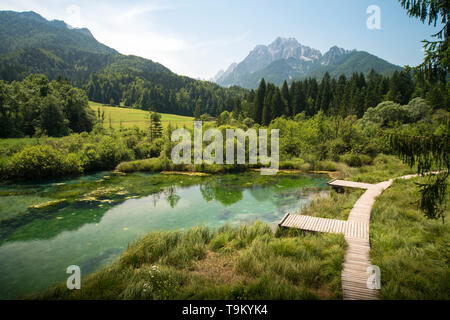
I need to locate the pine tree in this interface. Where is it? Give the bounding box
[386,1,449,222]
[318,72,332,113]
[291,82,307,116]
[233,97,242,118]
[150,112,163,140]
[254,78,266,124]
[271,88,284,120]
[281,80,291,116]
[194,105,201,120]
[262,84,274,126]
[398,0,448,81]
[387,71,414,105]
[364,69,381,111]
[331,75,348,116]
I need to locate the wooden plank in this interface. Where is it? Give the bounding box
[327,180,375,190]
[280,174,428,300]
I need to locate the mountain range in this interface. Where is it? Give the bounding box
[0,10,246,116]
[0,11,404,116]
[0,10,170,83]
[214,37,403,89]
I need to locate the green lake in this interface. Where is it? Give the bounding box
[0,171,329,299]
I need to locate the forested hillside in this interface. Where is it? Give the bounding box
[226,70,448,126]
[0,11,247,117]
[0,75,95,138]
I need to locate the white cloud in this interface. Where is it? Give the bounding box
[109,3,170,23]
[65,4,81,28]
[0,0,249,78]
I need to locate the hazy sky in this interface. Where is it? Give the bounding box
[0,0,443,79]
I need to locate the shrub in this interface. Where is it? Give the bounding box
[340,153,372,167]
[97,137,133,166]
[8,145,82,179]
[133,142,153,159]
[315,161,338,171]
[327,138,350,158]
[0,157,8,180]
[340,154,361,167]
[280,159,304,170]
[115,158,167,173]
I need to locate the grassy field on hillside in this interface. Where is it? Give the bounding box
[89,102,195,130]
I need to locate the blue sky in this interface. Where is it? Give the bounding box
[0,0,442,79]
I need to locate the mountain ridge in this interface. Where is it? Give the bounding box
[0,10,247,117]
[215,37,402,89]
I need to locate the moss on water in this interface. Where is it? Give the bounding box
[0,171,330,299]
[27,199,68,211]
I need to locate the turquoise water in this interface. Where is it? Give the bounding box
[0,172,329,299]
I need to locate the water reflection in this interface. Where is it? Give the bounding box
[0,172,329,299]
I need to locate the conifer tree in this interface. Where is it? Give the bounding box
[271,88,285,120]
[398,0,448,81]
[262,84,274,125]
[254,78,266,124]
[386,0,449,222]
[150,112,163,140]
[281,80,291,116]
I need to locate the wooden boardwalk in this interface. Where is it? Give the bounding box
[279,174,419,300]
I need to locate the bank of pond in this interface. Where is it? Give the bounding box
[0,171,331,299]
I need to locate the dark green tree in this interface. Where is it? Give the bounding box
[150,112,163,141]
[39,95,69,137]
[271,88,285,120]
[281,80,291,116]
[262,84,275,126]
[398,0,449,81]
[254,78,266,124]
[387,1,449,222]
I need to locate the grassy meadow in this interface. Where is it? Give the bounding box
[39,222,347,300]
[370,178,449,299]
[89,101,196,130]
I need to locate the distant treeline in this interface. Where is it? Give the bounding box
[84,65,248,117]
[232,70,448,125]
[0,75,95,138]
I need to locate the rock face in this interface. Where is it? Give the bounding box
[321,46,353,66]
[212,62,237,82]
[214,37,401,89]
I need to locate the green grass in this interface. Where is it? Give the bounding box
[344,154,416,183]
[0,138,40,158]
[38,222,347,300]
[23,154,450,300]
[300,189,365,220]
[370,177,450,299]
[89,101,195,130]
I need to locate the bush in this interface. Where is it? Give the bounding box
[133,138,163,159]
[133,142,153,159]
[280,159,304,170]
[115,158,167,173]
[361,98,432,128]
[340,153,372,167]
[8,145,83,179]
[81,137,134,171]
[0,157,9,180]
[315,161,338,171]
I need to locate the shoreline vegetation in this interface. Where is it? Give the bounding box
[0,92,447,300]
[35,159,449,300]
[0,103,447,301]
[0,1,448,302]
